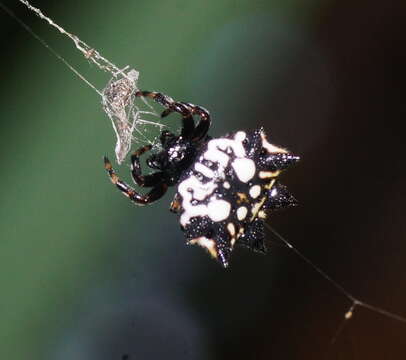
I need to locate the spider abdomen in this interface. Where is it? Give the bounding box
[174,128,299,267]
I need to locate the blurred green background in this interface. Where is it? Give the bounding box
[1,0,406,359]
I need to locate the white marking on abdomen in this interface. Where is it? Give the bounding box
[203,132,247,171]
[178,176,217,226]
[189,237,217,258]
[194,162,215,178]
[260,131,287,154]
[231,158,256,183]
[234,131,246,142]
[237,206,248,220]
[207,199,231,222]
[227,222,236,236]
[259,170,280,179]
[179,131,254,226]
[178,178,231,226]
[249,185,261,198]
[250,196,267,221]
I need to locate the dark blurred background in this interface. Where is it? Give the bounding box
[1,0,406,359]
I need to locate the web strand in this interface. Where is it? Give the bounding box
[265,223,406,343]
[0,2,102,97]
[18,0,126,77]
[7,0,164,164]
[330,302,357,344]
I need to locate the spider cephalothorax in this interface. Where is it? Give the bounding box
[104,90,299,267]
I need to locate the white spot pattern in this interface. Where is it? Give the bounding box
[232,158,256,183]
[237,206,248,221]
[178,131,255,226]
[207,199,231,222]
[249,185,261,199]
[227,223,236,236]
[178,176,217,226]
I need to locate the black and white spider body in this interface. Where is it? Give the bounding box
[104,91,299,267]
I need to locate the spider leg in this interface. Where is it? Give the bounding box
[130,145,165,187]
[104,156,168,205]
[161,101,211,141]
[135,91,195,138]
[159,130,176,147]
[169,193,182,213]
[190,104,211,141]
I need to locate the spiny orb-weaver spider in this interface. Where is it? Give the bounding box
[104,90,299,267]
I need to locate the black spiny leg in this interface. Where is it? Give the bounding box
[190,105,211,141]
[104,157,168,205]
[135,91,196,139]
[162,102,196,138]
[135,90,174,108]
[163,101,211,141]
[130,145,165,187]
